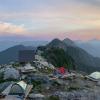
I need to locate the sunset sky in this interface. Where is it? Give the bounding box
[0,0,100,41]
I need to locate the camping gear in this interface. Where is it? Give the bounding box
[58,67,66,75]
[89,72,100,80]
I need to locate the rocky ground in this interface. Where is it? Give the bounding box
[0,65,100,100]
[26,73,100,100]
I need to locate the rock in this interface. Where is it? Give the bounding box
[4,67,20,80]
[97,81,100,86]
[53,89,100,100]
[29,93,45,100]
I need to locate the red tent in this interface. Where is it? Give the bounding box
[58,67,66,74]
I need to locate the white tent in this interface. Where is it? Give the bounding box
[17,81,27,91]
[2,81,27,96]
[9,81,27,95]
[89,72,100,80]
[2,81,33,100]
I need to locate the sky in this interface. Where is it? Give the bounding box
[0,0,100,41]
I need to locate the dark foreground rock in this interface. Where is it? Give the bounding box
[52,87,100,100]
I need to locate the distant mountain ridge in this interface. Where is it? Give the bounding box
[44,38,100,73]
[63,38,76,47]
[0,45,35,64]
[76,39,100,57]
[0,38,100,73]
[0,41,48,52]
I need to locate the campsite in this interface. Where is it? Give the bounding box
[0,62,100,100]
[0,40,100,100]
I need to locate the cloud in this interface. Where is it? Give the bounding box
[0,0,100,41]
[0,22,27,36]
[65,28,100,41]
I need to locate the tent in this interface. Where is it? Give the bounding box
[2,81,33,100]
[2,81,30,96]
[89,72,100,80]
[58,67,66,75]
[9,81,27,96]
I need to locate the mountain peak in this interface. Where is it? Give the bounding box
[51,38,61,43]
[46,38,67,50]
[48,38,62,45]
[63,38,76,47]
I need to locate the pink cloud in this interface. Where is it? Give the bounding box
[0,22,27,36]
[65,28,100,41]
